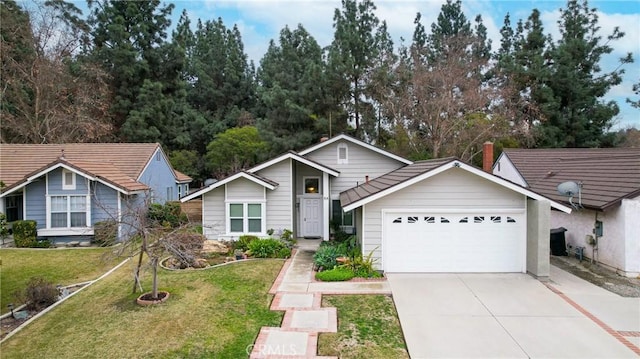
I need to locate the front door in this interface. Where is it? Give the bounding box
[301,197,322,238]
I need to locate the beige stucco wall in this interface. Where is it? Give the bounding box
[552,197,640,277]
[527,198,550,279]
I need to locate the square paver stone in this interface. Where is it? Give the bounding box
[290,310,330,330]
[262,330,308,357]
[278,293,314,309]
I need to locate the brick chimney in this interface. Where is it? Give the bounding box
[482,141,494,173]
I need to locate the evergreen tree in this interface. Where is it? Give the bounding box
[326,0,391,139]
[256,25,327,155]
[538,0,633,147]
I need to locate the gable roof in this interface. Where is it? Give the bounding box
[0,143,190,196]
[500,148,640,210]
[181,171,278,202]
[298,134,413,165]
[249,151,340,177]
[340,157,572,213]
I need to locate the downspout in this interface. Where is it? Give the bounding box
[593,212,599,264]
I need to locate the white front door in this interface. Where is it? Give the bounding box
[301,197,322,238]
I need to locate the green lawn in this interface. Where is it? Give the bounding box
[0,247,122,314]
[318,295,409,358]
[0,259,284,358]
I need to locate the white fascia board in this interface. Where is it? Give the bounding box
[180,172,277,202]
[249,152,340,177]
[298,134,413,165]
[343,160,572,214]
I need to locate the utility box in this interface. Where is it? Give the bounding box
[550,227,568,256]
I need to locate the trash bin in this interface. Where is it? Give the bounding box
[550,227,568,256]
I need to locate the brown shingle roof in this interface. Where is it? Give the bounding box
[0,143,188,193]
[502,148,640,210]
[340,157,456,206]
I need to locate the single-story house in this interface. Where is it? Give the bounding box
[182,136,571,277]
[0,143,192,243]
[493,148,640,277]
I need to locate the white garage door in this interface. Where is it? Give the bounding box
[383,212,525,273]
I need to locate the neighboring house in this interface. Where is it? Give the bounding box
[183,136,571,277]
[0,143,192,243]
[493,148,640,277]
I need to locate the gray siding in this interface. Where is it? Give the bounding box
[202,187,225,239]
[363,169,526,268]
[25,181,46,229]
[226,178,265,200]
[304,139,406,195]
[256,159,293,232]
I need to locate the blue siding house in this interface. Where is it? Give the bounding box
[0,143,192,243]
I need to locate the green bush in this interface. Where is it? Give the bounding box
[147,202,188,228]
[236,235,259,251]
[277,247,292,259]
[247,238,288,258]
[279,229,296,248]
[315,267,355,282]
[93,220,117,246]
[13,220,38,248]
[0,212,9,242]
[313,245,341,271]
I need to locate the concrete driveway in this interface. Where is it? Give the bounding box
[387,271,640,359]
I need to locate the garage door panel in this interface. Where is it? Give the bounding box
[384,212,524,273]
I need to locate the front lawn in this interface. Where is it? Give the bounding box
[318,295,409,358]
[0,259,284,358]
[0,247,121,314]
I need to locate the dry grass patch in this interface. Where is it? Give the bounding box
[318,295,409,359]
[1,259,284,358]
[0,247,121,314]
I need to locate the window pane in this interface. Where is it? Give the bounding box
[248,204,261,218]
[51,196,67,212]
[248,219,261,232]
[64,171,74,186]
[230,219,243,232]
[70,213,86,227]
[51,213,67,227]
[304,178,319,194]
[332,200,342,225]
[70,196,86,211]
[338,147,347,159]
[230,204,243,217]
[343,210,353,226]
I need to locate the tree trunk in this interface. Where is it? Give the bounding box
[151,257,159,299]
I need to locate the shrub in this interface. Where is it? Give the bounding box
[147,202,188,228]
[13,220,38,248]
[313,245,341,271]
[18,277,59,311]
[236,235,259,251]
[315,267,355,282]
[339,248,380,278]
[0,212,9,243]
[93,220,117,246]
[277,247,292,259]
[279,229,296,248]
[247,238,288,258]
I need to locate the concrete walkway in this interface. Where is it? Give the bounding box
[250,239,390,359]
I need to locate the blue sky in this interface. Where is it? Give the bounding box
[83,0,640,129]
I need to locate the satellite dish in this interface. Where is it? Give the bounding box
[557,181,583,209]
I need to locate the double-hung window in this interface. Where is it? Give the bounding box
[229,203,263,234]
[51,195,87,228]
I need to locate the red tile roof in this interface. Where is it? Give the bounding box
[0,143,189,194]
[501,148,640,210]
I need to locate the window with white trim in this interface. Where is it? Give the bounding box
[337,143,348,164]
[178,185,182,199]
[228,203,263,234]
[50,195,87,228]
[62,169,76,190]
